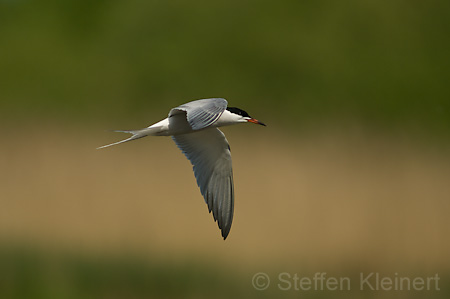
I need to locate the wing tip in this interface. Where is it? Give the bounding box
[221,227,231,240]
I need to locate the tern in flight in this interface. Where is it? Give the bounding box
[98,98,265,239]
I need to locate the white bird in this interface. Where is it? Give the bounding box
[98,98,265,239]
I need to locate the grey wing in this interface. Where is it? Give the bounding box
[169,98,228,130]
[172,127,234,239]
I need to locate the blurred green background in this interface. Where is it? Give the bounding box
[2,0,449,132]
[1,0,449,298]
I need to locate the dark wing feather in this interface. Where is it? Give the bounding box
[172,127,234,239]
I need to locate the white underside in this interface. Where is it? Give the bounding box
[148,109,244,136]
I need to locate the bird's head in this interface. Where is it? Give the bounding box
[226,107,266,126]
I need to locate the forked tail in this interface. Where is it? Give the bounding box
[97,127,158,149]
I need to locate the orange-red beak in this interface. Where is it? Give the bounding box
[247,118,266,126]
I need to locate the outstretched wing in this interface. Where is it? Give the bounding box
[172,127,234,239]
[169,98,228,130]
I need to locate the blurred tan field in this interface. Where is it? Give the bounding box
[1,123,449,276]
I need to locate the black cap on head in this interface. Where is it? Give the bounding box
[226,107,251,118]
